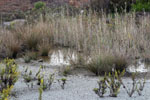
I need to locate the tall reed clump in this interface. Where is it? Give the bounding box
[87,53,128,75]
[0,11,150,62]
[0,30,22,58]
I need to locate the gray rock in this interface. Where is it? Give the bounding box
[3,19,26,28]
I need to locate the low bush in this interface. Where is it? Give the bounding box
[132,0,150,12]
[34,1,46,10]
[93,70,125,97]
[0,59,19,99]
[119,72,147,97]
[0,86,14,100]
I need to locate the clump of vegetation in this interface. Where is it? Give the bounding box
[93,70,125,97]
[0,86,14,100]
[93,76,107,97]
[120,72,147,97]
[106,70,125,97]
[22,68,34,88]
[61,66,71,76]
[137,77,146,96]
[38,41,51,57]
[38,78,44,100]
[37,72,55,91]
[88,54,127,75]
[58,78,67,89]
[0,59,19,91]
[0,59,19,99]
[47,73,55,90]
[1,32,22,58]
[34,1,46,10]
[132,0,150,12]
[23,52,38,63]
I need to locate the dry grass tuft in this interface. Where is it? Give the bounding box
[0,12,150,66]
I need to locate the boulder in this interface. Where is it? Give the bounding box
[3,19,26,29]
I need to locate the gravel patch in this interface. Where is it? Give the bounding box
[11,59,150,100]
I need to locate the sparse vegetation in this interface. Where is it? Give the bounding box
[94,70,125,98]
[119,72,147,97]
[0,1,150,99]
[38,78,44,100]
[58,78,67,90]
[61,66,71,76]
[23,51,38,63]
[38,41,51,57]
[93,76,107,97]
[0,59,19,99]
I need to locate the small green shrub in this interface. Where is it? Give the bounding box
[120,72,147,97]
[132,0,150,12]
[88,55,127,75]
[93,70,125,97]
[0,86,14,100]
[106,70,125,97]
[0,59,19,99]
[37,73,55,91]
[93,76,107,97]
[34,1,46,10]
[22,68,34,88]
[0,59,19,92]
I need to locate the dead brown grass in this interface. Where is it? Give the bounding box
[0,12,150,62]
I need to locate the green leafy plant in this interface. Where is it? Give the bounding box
[120,72,147,97]
[93,76,107,97]
[22,68,34,88]
[120,72,137,97]
[93,70,125,98]
[106,70,125,97]
[0,59,19,99]
[34,1,46,10]
[0,86,14,100]
[37,72,55,91]
[132,0,150,12]
[0,59,19,92]
[47,73,55,90]
[38,78,44,100]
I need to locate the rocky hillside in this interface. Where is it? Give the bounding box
[0,0,91,13]
[0,0,32,12]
